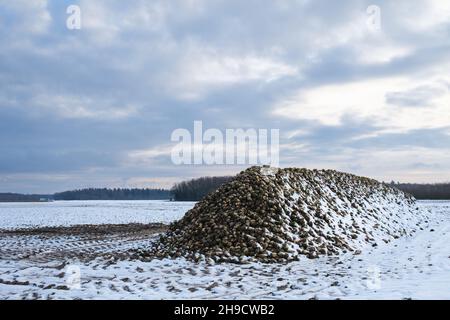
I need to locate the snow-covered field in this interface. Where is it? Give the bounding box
[0,200,449,300]
[0,200,195,229]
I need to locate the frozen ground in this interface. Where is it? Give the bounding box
[0,200,195,229]
[0,201,449,300]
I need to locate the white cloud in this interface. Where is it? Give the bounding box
[0,0,51,34]
[310,13,368,51]
[344,147,450,183]
[272,76,450,131]
[34,94,138,119]
[300,7,413,66]
[127,145,173,165]
[355,43,413,64]
[395,0,450,32]
[170,46,298,100]
[79,0,169,45]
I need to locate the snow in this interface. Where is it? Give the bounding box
[0,200,195,229]
[0,200,449,299]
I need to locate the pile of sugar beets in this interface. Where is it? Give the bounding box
[142,166,425,263]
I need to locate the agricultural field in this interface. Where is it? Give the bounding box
[0,200,449,300]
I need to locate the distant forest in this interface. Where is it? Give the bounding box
[0,193,51,202]
[390,182,450,200]
[171,176,233,201]
[0,188,171,202]
[53,188,170,200]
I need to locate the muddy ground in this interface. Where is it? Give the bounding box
[0,223,167,263]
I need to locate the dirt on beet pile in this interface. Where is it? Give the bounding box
[141,166,427,263]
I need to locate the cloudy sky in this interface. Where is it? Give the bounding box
[1,0,450,193]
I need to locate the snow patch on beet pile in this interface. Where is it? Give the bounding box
[147,166,427,263]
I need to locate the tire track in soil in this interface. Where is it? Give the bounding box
[0,223,167,263]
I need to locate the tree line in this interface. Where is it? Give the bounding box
[0,193,51,202]
[53,188,171,200]
[0,188,171,202]
[389,182,450,200]
[171,176,234,201]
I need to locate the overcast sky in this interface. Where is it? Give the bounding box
[1,0,450,193]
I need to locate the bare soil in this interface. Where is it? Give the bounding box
[0,223,167,263]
